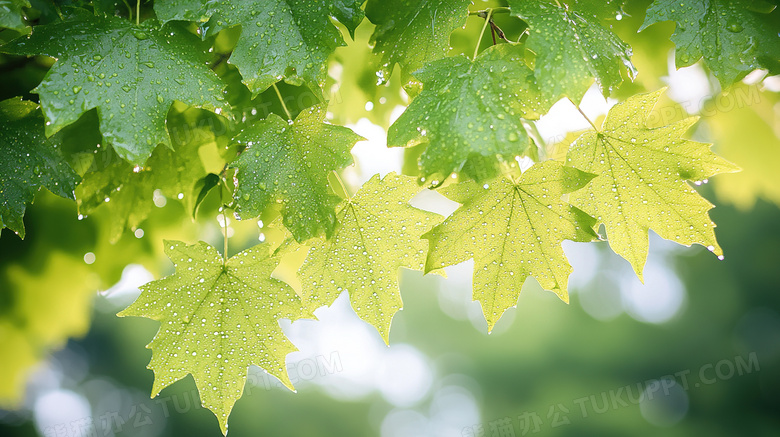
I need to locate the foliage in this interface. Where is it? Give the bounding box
[0,0,776,433]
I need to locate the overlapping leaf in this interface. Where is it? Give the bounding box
[424,161,598,331]
[0,98,79,238]
[119,240,309,435]
[0,0,29,32]
[296,173,442,342]
[388,43,550,181]
[565,88,740,277]
[155,0,360,97]
[365,0,471,80]
[1,12,229,164]
[641,0,780,87]
[232,104,364,242]
[508,0,636,103]
[76,110,224,242]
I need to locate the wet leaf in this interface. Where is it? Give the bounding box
[155,0,359,97]
[565,88,740,278]
[232,104,364,242]
[0,98,79,239]
[508,0,636,102]
[641,0,780,87]
[388,44,550,180]
[75,109,223,242]
[0,0,30,32]
[119,240,309,435]
[296,173,442,342]
[365,0,471,80]
[1,11,229,165]
[424,161,598,331]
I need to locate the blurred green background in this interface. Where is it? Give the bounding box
[2,0,780,436]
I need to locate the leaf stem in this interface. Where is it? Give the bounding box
[121,0,132,20]
[567,97,599,132]
[473,8,495,60]
[272,83,293,120]
[219,181,229,265]
[136,0,140,25]
[332,170,351,201]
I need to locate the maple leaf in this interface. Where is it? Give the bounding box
[423,161,598,331]
[641,0,780,87]
[232,104,364,242]
[296,173,443,342]
[155,0,360,97]
[365,0,472,80]
[0,0,30,32]
[330,0,365,38]
[1,11,229,165]
[388,43,550,181]
[0,98,79,239]
[507,0,636,103]
[119,240,309,435]
[565,88,740,278]
[75,109,225,242]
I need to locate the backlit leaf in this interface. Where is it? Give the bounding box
[119,240,309,435]
[565,88,740,277]
[424,161,598,331]
[297,173,443,342]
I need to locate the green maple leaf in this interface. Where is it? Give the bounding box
[155,0,359,97]
[330,0,365,38]
[295,173,443,342]
[119,240,309,435]
[232,104,364,242]
[0,0,30,32]
[365,0,471,80]
[640,0,780,87]
[423,161,597,331]
[565,88,740,278]
[388,43,550,181]
[507,0,636,103]
[75,110,222,242]
[1,11,229,165]
[0,98,79,239]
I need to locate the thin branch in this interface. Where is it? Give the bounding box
[136,0,140,25]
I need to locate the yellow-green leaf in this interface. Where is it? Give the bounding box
[297,173,443,343]
[119,240,310,435]
[565,88,740,278]
[424,161,598,331]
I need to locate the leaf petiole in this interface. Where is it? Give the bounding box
[272,82,293,120]
[473,8,495,60]
[567,97,600,132]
